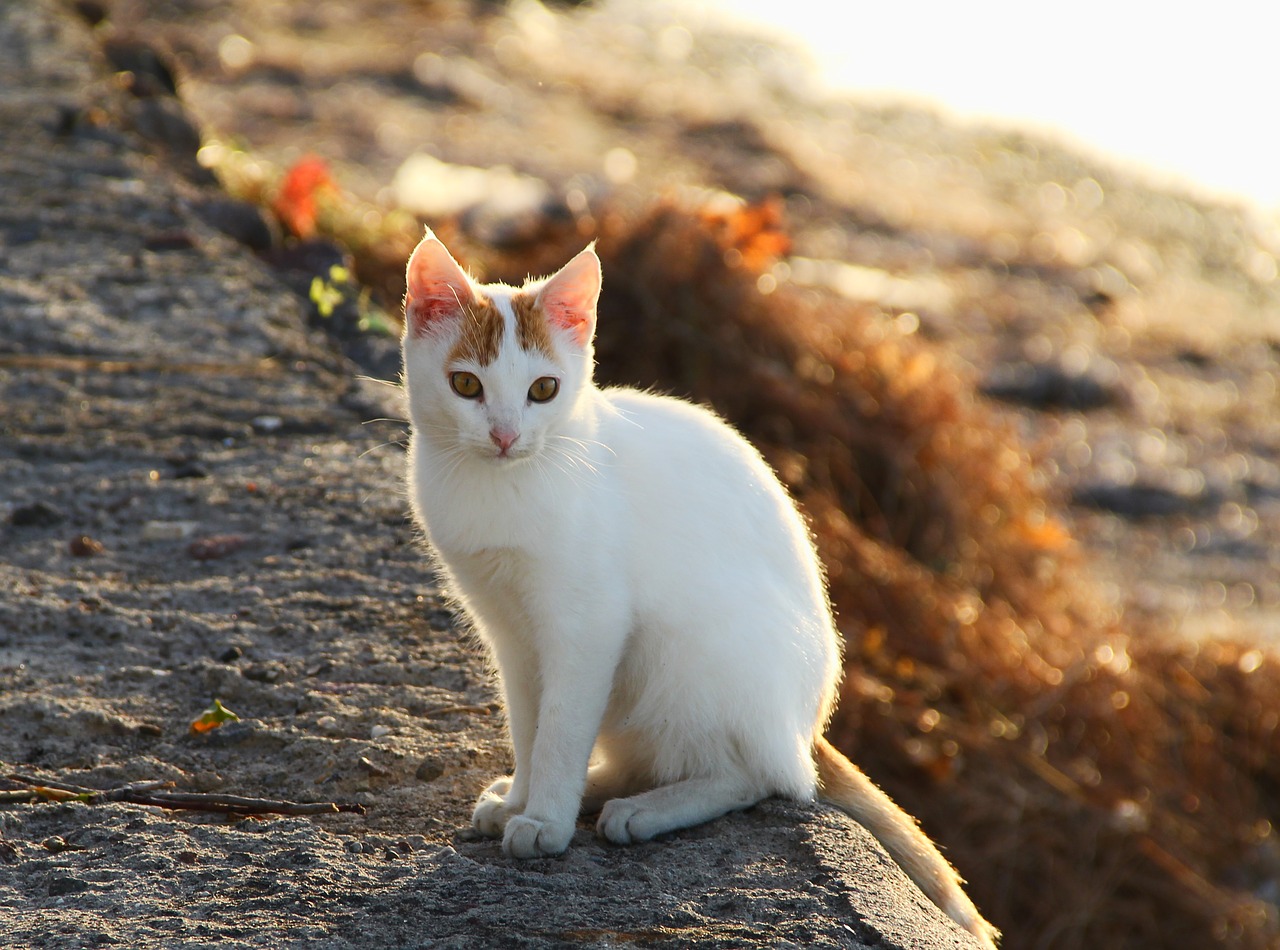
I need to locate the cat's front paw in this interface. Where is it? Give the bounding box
[597,798,661,845]
[472,776,522,838]
[502,814,574,858]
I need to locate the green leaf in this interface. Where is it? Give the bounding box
[190,698,240,734]
[309,275,344,318]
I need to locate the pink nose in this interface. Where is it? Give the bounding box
[490,427,519,453]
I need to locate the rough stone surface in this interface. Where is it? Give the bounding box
[0,2,979,948]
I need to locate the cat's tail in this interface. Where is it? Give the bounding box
[813,736,999,949]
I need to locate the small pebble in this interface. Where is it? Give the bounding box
[71,0,108,27]
[980,358,1125,412]
[142,520,198,541]
[168,460,208,479]
[128,97,201,154]
[188,534,249,560]
[193,771,223,791]
[241,662,282,683]
[359,756,390,777]
[47,874,89,896]
[1072,481,1211,518]
[415,760,444,782]
[193,196,277,251]
[69,535,105,557]
[10,502,63,527]
[143,230,197,252]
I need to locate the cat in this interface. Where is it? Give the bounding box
[400,229,997,948]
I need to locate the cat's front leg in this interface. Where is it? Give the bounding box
[501,610,627,859]
[472,634,540,838]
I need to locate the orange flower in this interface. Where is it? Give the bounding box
[273,156,335,238]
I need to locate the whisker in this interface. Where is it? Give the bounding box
[354,375,402,390]
[543,443,599,483]
[552,436,605,469]
[535,449,586,491]
[432,442,472,486]
[553,434,616,460]
[359,439,409,460]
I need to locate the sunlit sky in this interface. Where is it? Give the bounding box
[707,0,1278,212]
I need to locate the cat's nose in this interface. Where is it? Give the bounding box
[489,427,519,453]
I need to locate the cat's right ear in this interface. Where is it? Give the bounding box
[404,230,475,338]
[535,244,601,348]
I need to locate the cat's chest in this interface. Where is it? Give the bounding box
[414,469,571,557]
[445,545,532,595]
[422,501,543,561]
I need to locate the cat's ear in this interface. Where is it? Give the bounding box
[535,244,601,347]
[404,230,475,338]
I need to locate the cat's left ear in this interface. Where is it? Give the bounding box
[536,244,601,348]
[404,230,476,339]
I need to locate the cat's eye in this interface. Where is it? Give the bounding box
[528,376,559,403]
[450,371,483,399]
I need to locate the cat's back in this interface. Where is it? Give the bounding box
[598,386,770,480]
[594,385,834,712]
[596,386,815,572]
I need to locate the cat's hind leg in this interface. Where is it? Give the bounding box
[596,775,762,845]
[472,776,518,837]
[579,760,638,815]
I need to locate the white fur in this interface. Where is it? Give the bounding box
[403,234,840,858]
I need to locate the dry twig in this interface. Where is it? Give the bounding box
[0,353,281,378]
[4,774,365,816]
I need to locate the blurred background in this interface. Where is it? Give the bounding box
[714,0,1280,210]
[96,0,1280,946]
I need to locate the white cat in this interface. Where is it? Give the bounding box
[401,230,997,948]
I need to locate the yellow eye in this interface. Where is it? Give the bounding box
[528,376,559,403]
[450,371,483,399]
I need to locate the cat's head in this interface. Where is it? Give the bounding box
[401,229,601,464]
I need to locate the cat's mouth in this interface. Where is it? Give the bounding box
[488,444,533,463]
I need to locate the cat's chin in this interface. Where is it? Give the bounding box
[484,447,537,465]
[454,438,539,465]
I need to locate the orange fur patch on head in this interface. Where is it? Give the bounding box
[511,293,555,358]
[446,295,505,366]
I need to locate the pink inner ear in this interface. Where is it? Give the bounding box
[404,281,465,336]
[538,248,601,347]
[541,296,592,346]
[404,235,474,338]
